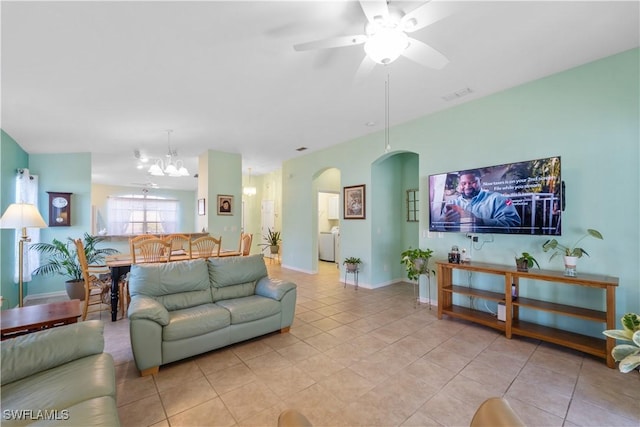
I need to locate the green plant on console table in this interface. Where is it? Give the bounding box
[258,228,282,250]
[515,252,540,271]
[400,247,434,281]
[542,228,603,260]
[603,313,640,374]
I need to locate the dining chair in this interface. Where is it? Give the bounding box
[131,238,172,263]
[73,238,112,321]
[129,234,158,259]
[239,232,253,256]
[191,236,221,258]
[164,233,192,258]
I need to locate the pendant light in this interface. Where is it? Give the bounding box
[243,168,257,196]
[385,73,391,153]
[148,130,190,177]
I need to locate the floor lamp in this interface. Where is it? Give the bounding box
[0,203,47,307]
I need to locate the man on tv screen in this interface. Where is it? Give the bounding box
[441,169,521,233]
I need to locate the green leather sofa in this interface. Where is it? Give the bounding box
[127,254,297,376]
[0,320,120,426]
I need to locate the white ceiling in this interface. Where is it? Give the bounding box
[2,1,638,191]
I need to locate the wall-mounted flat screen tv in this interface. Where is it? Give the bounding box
[429,156,561,235]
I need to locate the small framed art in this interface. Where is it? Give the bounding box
[217,195,233,215]
[344,184,365,219]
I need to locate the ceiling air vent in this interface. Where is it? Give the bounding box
[442,87,473,102]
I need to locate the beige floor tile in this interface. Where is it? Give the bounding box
[116,374,158,407]
[206,363,259,395]
[219,381,280,422]
[230,340,273,362]
[100,263,640,427]
[168,397,236,427]
[294,353,346,382]
[317,367,375,403]
[195,348,243,375]
[117,393,167,427]
[256,365,316,398]
[566,397,639,426]
[418,392,477,427]
[302,331,344,352]
[242,349,292,374]
[160,375,218,417]
[275,340,322,363]
[154,360,205,393]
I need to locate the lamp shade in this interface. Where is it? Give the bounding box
[0,203,47,229]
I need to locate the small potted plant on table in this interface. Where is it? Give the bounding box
[258,228,282,255]
[343,257,362,272]
[515,252,540,272]
[542,228,603,276]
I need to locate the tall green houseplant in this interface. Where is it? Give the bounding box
[31,233,118,299]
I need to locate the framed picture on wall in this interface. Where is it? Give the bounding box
[198,198,206,216]
[217,195,233,216]
[344,184,365,219]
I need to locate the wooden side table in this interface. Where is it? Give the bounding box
[1,299,82,340]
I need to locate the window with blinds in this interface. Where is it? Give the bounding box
[107,195,179,235]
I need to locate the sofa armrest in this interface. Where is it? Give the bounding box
[255,277,296,301]
[1,320,104,385]
[128,295,170,326]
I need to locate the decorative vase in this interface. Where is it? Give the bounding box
[65,279,86,301]
[345,262,358,272]
[564,256,578,277]
[413,258,428,275]
[515,259,529,272]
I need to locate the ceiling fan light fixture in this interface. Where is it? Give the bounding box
[148,161,164,176]
[364,27,409,64]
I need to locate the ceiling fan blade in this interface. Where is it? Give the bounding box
[359,0,389,24]
[400,1,455,33]
[294,34,367,51]
[354,55,376,83]
[402,38,449,69]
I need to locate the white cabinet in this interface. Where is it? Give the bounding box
[327,195,339,220]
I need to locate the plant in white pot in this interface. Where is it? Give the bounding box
[31,233,119,300]
[541,228,603,276]
[603,313,640,373]
[258,228,282,255]
[343,257,362,272]
[401,247,435,308]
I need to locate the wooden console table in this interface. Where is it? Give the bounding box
[436,261,618,368]
[1,299,82,340]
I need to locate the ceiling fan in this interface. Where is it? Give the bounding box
[293,0,453,76]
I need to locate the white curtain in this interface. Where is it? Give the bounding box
[14,169,41,283]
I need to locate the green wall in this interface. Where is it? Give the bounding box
[0,131,29,308]
[282,48,639,336]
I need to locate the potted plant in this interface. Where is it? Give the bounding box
[258,228,282,255]
[400,247,434,281]
[603,313,640,373]
[343,257,362,272]
[515,252,540,272]
[31,233,119,300]
[542,228,603,276]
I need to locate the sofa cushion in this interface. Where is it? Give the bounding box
[163,303,230,341]
[207,254,268,302]
[129,259,212,310]
[1,353,116,426]
[215,295,281,324]
[1,321,104,386]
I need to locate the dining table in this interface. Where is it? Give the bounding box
[105,249,242,321]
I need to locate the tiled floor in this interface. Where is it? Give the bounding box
[85,262,638,427]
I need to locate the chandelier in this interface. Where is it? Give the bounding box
[243,167,256,196]
[148,130,190,177]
